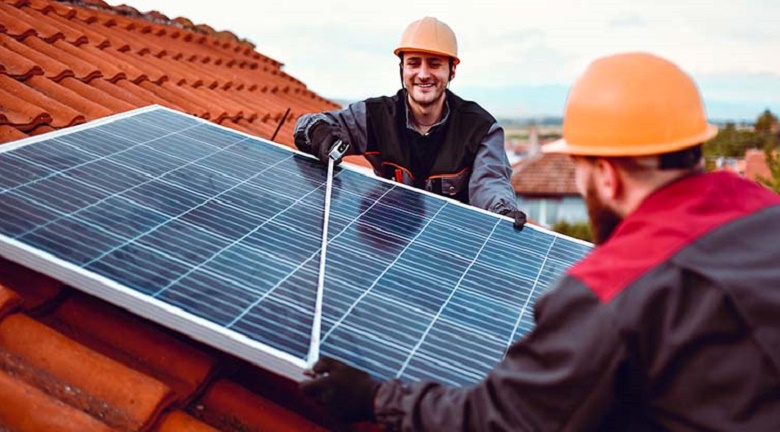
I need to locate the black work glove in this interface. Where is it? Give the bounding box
[294,120,347,165]
[300,357,381,424]
[500,208,527,231]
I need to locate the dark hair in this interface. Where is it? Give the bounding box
[397,53,456,83]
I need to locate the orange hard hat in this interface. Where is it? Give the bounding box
[394,17,460,65]
[543,52,717,156]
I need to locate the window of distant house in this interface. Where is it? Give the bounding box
[516,195,588,227]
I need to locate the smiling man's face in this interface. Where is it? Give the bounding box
[401,51,453,108]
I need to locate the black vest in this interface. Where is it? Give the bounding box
[363,89,495,204]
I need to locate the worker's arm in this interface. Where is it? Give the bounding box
[468,123,527,229]
[303,276,624,431]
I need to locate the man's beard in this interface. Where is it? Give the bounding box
[585,180,623,245]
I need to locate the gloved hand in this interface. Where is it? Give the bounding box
[300,357,381,424]
[294,120,347,165]
[500,208,527,231]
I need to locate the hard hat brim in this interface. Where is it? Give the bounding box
[542,123,718,156]
[394,47,460,65]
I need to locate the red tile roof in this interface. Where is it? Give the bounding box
[512,152,579,195]
[744,148,773,183]
[0,0,377,429]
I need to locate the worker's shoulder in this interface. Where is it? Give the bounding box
[447,91,496,121]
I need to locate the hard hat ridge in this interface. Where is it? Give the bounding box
[394,17,460,65]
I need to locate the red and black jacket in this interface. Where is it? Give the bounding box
[375,172,780,431]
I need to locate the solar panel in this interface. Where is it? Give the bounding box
[0,106,592,384]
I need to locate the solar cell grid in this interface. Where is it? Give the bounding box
[0,106,592,384]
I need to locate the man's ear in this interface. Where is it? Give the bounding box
[449,64,457,81]
[593,158,623,201]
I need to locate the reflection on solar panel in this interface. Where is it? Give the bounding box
[0,106,592,384]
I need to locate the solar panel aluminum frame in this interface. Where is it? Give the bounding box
[0,105,592,384]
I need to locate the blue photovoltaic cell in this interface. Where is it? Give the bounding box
[0,106,592,385]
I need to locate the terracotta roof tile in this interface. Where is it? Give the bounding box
[0,42,43,79]
[54,40,133,82]
[0,79,55,130]
[0,74,84,129]
[512,153,579,195]
[194,380,329,432]
[745,148,773,182]
[26,75,114,120]
[0,313,176,430]
[0,33,75,81]
[36,6,111,48]
[59,75,135,112]
[26,0,78,18]
[87,77,158,108]
[42,294,218,404]
[0,285,22,319]
[157,411,220,432]
[21,36,102,81]
[0,368,114,431]
[27,122,56,136]
[0,1,64,42]
[0,124,28,142]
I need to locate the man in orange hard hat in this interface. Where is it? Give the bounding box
[293,17,527,229]
[301,52,780,430]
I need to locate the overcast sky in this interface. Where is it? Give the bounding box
[118,0,780,121]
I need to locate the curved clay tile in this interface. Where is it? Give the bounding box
[0,8,36,39]
[0,2,64,43]
[0,369,115,432]
[27,122,56,136]
[53,40,128,82]
[0,43,44,79]
[59,76,135,113]
[0,314,177,431]
[157,411,219,432]
[85,78,149,109]
[196,380,328,432]
[136,80,211,118]
[22,36,101,81]
[43,10,111,49]
[0,125,28,145]
[80,0,110,7]
[26,75,113,121]
[28,0,77,19]
[23,5,88,45]
[0,80,54,131]
[0,75,84,129]
[45,294,217,404]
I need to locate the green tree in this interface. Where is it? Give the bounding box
[755,109,778,135]
[551,220,593,243]
[756,146,780,194]
[703,122,763,160]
